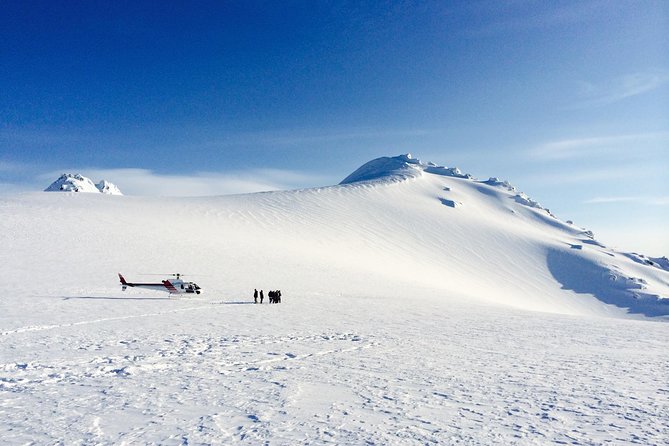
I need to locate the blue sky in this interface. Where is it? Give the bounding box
[1,1,667,254]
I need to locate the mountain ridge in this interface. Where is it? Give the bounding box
[45,173,123,195]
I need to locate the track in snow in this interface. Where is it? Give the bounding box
[1,294,667,445]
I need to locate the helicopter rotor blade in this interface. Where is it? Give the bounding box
[139,273,208,277]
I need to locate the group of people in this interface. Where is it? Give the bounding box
[253,289,282,304]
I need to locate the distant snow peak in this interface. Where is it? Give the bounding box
[95,180,123,195]
[45,173,99,193]
[45,174,123,195]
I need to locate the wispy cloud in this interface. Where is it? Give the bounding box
[529,132,669,160]
[517,165,647,186]
[1,124,433,155]
[569,72,669,109]
[462,0,606,37]
[584,196,669,206]
[38,168,335,197]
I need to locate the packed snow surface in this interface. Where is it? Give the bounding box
[2,155,668,444]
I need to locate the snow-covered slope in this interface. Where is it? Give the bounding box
[45,173,123,195]
[337,154,669,317]
[9,155,669,318]
[2,155,668,444]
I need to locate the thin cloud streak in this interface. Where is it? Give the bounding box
[517,165,662,186]
[529,132,669,160]
[567,71,669,109]
[584,196,669,206]
[461,0,605,37]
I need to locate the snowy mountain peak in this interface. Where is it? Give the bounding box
[45,173,100,193]
[341,154,560,217]
[95,180,123,195]
[340,154,472,185]
[44,174,123,195]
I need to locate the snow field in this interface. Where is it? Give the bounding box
[1,294,667,444]
[1,156,668,443]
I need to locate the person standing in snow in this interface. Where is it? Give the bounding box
[253,288,258,304]
[260,290,264,304]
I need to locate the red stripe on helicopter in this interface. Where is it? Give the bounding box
[163,280,179,293]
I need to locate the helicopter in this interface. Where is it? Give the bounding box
[118,273,202,295]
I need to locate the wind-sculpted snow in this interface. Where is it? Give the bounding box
[343,154,556,218]
[624,252,669,272]
[1,155,669,443]
[339,153,423,184]
[482,177,516,192]
[341,154,478,186]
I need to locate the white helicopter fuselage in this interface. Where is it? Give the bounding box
[118,274,202,295]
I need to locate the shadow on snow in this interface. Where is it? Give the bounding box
[546,249,669,318]
[61,296,169,301]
